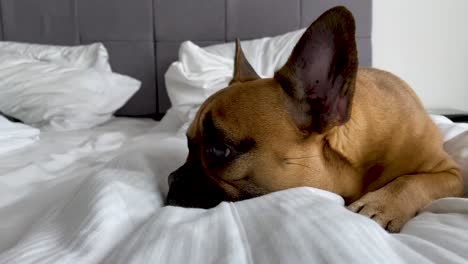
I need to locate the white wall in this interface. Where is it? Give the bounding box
[372,1,468,111]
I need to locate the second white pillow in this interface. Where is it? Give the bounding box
[164,28,306,110]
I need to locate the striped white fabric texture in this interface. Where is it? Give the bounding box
[0,114,468,264]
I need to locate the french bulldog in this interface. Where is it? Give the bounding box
[166,6,464,232]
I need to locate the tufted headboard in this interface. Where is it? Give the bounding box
[0,0,372,118]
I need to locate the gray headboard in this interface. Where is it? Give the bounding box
[0,0,372,118]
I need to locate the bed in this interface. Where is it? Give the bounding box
[1,1,468,263]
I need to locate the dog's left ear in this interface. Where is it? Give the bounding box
[275,6,358,134]
[230,39,260,85]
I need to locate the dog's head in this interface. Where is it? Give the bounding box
[166,6,358,208]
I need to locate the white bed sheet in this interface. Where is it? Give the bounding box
[0,113,468,264]
[0,116,39,156]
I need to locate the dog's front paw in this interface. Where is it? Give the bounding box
[347,191,414,233]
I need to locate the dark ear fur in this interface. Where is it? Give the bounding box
[230,39,260,84]
[274,6,358,134]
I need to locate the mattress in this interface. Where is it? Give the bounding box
[0,113,468,264]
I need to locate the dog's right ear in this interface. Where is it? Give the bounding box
[230,39,260,85]
[275,6,358,134]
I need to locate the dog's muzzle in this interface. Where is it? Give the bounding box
[166,162,226,209]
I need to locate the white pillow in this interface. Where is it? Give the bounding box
[0,53,139,131]
[164,28,306,111]
[0,42,111,72]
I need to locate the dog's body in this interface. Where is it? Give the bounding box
[166,7,464,232]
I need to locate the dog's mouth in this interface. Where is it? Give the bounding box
[166,163,227,209]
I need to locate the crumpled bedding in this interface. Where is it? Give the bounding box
[0,114,467,264]
[0,115,39,156]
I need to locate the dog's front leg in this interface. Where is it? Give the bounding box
[348,168,463,233]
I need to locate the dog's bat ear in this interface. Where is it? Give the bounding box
[274,6,358,134]
[230,39,260,85]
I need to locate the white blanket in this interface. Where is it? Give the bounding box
[0,115,39,155]
[0,115,468,264]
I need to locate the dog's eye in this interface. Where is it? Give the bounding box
[206,145,232,159]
